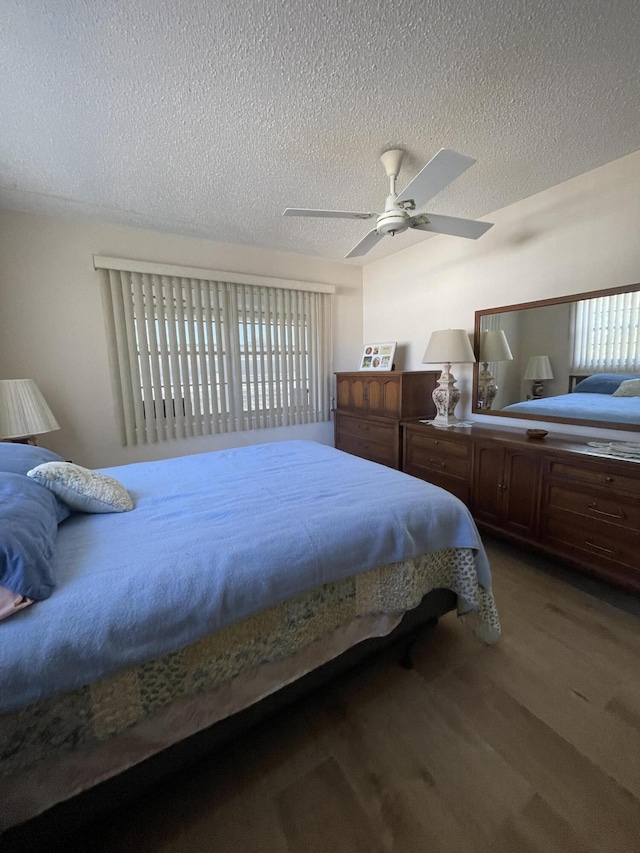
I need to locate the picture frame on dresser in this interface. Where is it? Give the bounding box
[358,342,396,371]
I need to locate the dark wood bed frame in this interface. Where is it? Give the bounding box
[2,588,456,853]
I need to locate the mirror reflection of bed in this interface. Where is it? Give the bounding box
[500,373,640,425]
[473,282,640,430]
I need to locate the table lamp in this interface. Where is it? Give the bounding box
[0,379,60,444]
[478,330,513,410]
[422,329,476,426]
[523,356,554,399]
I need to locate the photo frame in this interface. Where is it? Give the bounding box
[358,342,396,371]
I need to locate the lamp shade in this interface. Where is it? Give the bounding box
[480,330,513,362]
[0,379,60,439]
[523,355,554,381]
[422,329,476,364]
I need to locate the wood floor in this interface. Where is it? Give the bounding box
[60,536,640,853]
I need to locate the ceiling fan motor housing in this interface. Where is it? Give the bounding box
[376,204,410,236]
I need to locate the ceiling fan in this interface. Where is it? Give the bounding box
[283,148,493,259]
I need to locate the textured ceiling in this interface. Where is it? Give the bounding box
[1,0,639,264]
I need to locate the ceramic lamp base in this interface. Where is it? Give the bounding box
[432,365,461,425]
[477,382,497,410]
[477,364,497,410]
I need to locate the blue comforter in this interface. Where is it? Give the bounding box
[1,440,489,713]
[503,392,640,424]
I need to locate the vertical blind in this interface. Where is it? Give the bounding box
[570,290,640,374]
[479,312,502,382]
[95,257,334,446]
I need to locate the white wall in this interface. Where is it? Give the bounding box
[0,211,363,467]
[363,149,640,438]
[518,303,572,400]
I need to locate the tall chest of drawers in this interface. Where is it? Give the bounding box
[334,371,437,469]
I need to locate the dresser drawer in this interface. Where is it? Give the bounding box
[404,435,469,479]
[547,484,640,530]
[335,412,395,445]
[407,431,470,460]
[335,412,397,467]
[336,432,396,467]
[410,452,469,480]
[545,508,640,575]
[403,427,471,502]
[548,459,640,496]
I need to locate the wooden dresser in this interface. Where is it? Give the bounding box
[402,419,640,593]
[334,371,437,469]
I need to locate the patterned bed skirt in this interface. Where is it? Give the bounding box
[0,547,499,831]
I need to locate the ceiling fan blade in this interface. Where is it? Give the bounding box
[345,228,384,259]
[396,149,476,209]
[283,208,376,220]
[409,212,493,239]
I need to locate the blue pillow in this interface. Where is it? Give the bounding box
[573,373,640,394]
[0,473,60,600]
[0,443,70,524]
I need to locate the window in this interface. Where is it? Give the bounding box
[95,257,333,445]
[570,290,640,374]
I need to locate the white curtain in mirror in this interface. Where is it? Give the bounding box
[570,290,640,373]
[480,312,501,372]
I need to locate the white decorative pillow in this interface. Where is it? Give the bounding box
[27,462,133,513]
[612,378,640,397]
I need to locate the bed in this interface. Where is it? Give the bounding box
[0,439,499,845]
[502,372,640,424]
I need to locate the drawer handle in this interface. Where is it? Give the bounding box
[587,502,626,520]
[359,441,370,449]
[358,424,369,431]
[498,483,507,491]
[605,476,614,483]
[429,458,446,468]
[584,540,616,556]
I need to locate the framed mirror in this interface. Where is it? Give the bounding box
[472,282,640,432]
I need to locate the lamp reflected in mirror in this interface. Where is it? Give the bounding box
[477,330,513,410]
[523,355,554,399]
